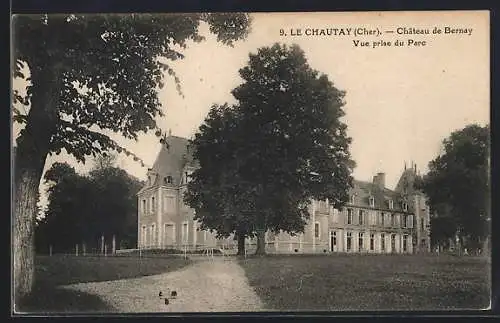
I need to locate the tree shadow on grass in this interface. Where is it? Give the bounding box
[16,283,115,314]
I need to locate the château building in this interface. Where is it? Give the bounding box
[137,135,431,254]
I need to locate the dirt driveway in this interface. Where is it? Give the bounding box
[61,257,265,313]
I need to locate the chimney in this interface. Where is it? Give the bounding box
[373,172,386,189]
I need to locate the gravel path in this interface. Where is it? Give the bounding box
[61,257,265,313]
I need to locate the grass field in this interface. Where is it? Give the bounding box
[17,254,192,313]
[238,254,491,311]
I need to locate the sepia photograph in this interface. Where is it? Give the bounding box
[11,11,491,314]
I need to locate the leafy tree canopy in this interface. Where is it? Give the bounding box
[13,13,252,164]
[421,124,490,247]
[185,43,355,250]
[37,161,143,253]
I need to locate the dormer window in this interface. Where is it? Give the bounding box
[389,199,394,210]
[185,171,192,184]
[403,202,408,212]
[164,176,172,184]
[369,196,375,207]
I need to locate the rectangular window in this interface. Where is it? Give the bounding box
[358,232,364,251]
[402,215,407,228]
[142,225,147,246]
[151,196,155,212]
[346,232,352,251]
[332,231,337,246]
[381,212,385,226]
[381,233,385,252]
[421,218,425,231]
[350,195,355,204]
[163,196,175,212]
[149,224,155,246]
[164,223,175,245]
[391,214,396,227]
[403,235,408,252]
[150,224,156,246]
[182,222,189,243]
[391,234,396,252]
[389,199,394,209]
[369,197,375,207]
[403,202,408,211]
[347,209,353,224]
[142,199,146,212]
[163,223,168,245]
[358,210,364,225]
[314,222,320,238]
[370,234,375,251]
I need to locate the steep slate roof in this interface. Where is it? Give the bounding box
[349,179,407,212]
[138,135,196,194]
[395,168,417,194]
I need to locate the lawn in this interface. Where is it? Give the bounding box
[238,254,491,311]
[16,254,192,314]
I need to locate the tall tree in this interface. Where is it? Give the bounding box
[36,162,93,253]
[12,13,251,302]
[185,43,355,255]
[36,162,143,253]
[184,104,258,255]
[88,166,143,249]
[421,124,490,252]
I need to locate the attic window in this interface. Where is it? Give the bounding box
[369,196,375,207]
[185,171,192,184]
[403,202,408,212]
[389,199,394,210]
[164,176,172,184]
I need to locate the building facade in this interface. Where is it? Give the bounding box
[137,135,431,254]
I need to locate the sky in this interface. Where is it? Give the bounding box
[12,11,490,212]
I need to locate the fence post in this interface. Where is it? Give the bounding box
[112,235,116,254]
[83,242,86,256]
[49,245,53,256]
[104,243,108,257]
[101,235,105,255]
[76,244,79,256]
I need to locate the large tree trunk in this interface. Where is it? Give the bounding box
[254,229,266,256]
[13,160,44,304]
[13,139,51,306]
[236,232,246,256]
[13,65,59,307]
